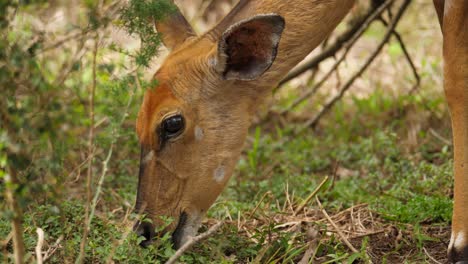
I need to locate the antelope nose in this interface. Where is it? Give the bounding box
[133,221,155,248]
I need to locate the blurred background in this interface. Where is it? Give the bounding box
[1,0,453,263]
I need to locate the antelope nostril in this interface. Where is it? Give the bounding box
[133,221,155,248]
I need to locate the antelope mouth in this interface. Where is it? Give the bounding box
[135,211,201,249]
[133,219,156,248]
[133,213,186,248]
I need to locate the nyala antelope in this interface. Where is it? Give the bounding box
[133,0,468,261]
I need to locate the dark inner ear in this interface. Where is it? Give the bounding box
[218,14,285,81]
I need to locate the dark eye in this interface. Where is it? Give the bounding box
[162,114,184,139]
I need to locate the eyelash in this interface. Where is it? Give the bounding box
[156,114,185,150]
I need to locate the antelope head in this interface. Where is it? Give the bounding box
[134,2,285,248]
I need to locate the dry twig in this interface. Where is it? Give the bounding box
[315,197,359,253]
[423,247,443,264]
[249,191,272,217]
[35,228,45,264]
[429,128,452,146]
[42,236,63,262]
[279,0,394,115]
[77,33,99,264]
[165,221,224,264]
[4,166,26,264]
[80,68,138,263]
[379,17,420,93]
[277,0,394,87]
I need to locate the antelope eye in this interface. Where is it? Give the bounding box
[162,114,184,138]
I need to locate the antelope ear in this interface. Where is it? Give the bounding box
[215,14,285,81]
[155,3,196,49]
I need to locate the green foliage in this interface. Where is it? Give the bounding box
[119,0,176,67]
[0,201,177,263]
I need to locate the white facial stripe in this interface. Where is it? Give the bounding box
[213,165,226,183]
[142,150,154,164]
[195,126,204,141]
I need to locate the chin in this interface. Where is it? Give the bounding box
[171,211,204,249]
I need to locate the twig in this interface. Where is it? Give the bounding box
[105,209,139,264]
[165,221,224,264]
[78,67,138,263]
[277,0,394,87]
[298,0,411,131]
[77,33,99,264]
[37,0,123,55]
[39,29,91,54]
[279,0,394,115]
[316,197,359,253]
[88,71,138,229]
[294,176,329,215]
[42,236,63,262]
[319,203,369,222]
[429,128,452,146]
[283,182,293,212]
[249,191,272,217]
[423,247,442,264]
[379,17,420,93]
[4,166,25,264]
[349,229,385,239]
[35,228,45,264]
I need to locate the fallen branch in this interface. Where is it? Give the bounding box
[298,0,411,131]
[165,221,224,264]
